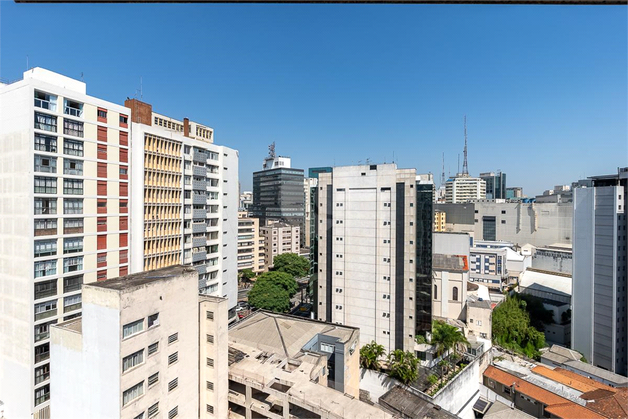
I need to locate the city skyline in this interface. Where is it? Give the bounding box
[1,3,626,195]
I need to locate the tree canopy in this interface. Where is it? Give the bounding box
[360,341,386,371]
[431,320,469,358]
[239,268,255,281]
[256,271,298,297]
[492,295,546,359]
[248,280,290,313]
[387,350,419,385]
[272,253,310,278]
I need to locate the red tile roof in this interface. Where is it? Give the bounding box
[532,365,599,393]
[583,388,628,419]
[545,402,607,419]
[553,368,617,392]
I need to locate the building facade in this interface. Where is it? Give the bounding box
[435,209,446,232]
[480,172,506,200]
[237,212,265,274]
[260,221,300,268]
[469,247,508,290]
[0,68,131,419]
[252,148,305,246]
[51,266,200,419]
[432,232,471,321]
[316,164,433,352]
[572,168,627,376]
[445,174,486,203]
[126,99,239,312]
[506,187,524,200]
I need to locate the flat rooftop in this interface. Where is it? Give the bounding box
[87,265,196,291]
[379,385,459,419]
[229,311,358,359]
[53,317,83,334]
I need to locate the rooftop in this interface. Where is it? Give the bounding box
[519,269,572,297]
[467,295,492,310]
[433,254,468,272]
[87,265,196,292]
[53,317,83,334]
[483,401,535,419]
[541,345,628,386]
[379,386,459,419]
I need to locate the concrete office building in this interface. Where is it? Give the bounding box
[506,187,524,200]
[0,68,131,419]
[480,172,507,200]
[303,177,317,252]
[469,247,508,290]
[572,168,628,376]
[237,212,265,274]
[51,266,200,419]
[532,244,572,275]
[436,201,573,247]
[227,311,391,419]
[260,221,300,268]
[252,145,305,246]
[126,99,238,315]
[239,191,252,212]
[316,164,433,352]
[445,174,486,203]
[432,232,470,321]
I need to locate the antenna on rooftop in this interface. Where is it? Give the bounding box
[80,72,84,82]
[140,76,143,99]
[441,152,445,185]
[26,55,29,70]
[462,115,469,175]
[458,154,460,175]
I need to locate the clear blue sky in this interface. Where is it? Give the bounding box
[1,3,626,195]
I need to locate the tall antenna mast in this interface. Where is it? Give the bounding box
[462,115,469,175]
[441,152,445,186]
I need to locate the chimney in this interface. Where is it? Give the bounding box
[124,98,152,125]
[183,118,190,137]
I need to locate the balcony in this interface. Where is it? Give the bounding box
[195,264,207,275]
[193,193,207,205]
[64,303,81,313]
[192,209,206,220]
[192,236,207,247]
[192,179,207,190]
[192,150,208,163]
[193,165,207,177]
[192,251,207,263]
[35,228,57,237]
[35,351,50,364]
[35,309,57,321]
[192,223,206,234]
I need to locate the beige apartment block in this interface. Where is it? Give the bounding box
[434,209,446,231]
[317,164,420,353]
[432,232,471,322]
[445,174,486,203]
[126,99,239,315]
[227,311,392,419]
[0,68,130,419]
[237,211,265,273]
[466,295,492,340]
[50,266,200,419]
[260,220,300,268]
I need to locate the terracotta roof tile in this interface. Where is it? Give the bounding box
[583,388,628,419]
[484,366,568,406]
[554,368,617,392]
[532,365,599,393]
[545,402,607,419]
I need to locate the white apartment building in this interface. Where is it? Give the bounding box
[469,247,508,290]
[237,212,265,273]
[316,164,420,352]
[445,174,486,203]
[572,168,627,376]
[51,266,200,419]
[260,220,300,268]
[126,99,238,318]
[0,68,131,419]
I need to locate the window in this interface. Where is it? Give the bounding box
[320,342,335,353]
[148,342,159,356]
[35,112,57,132]
[206,381,214,391]
[206,357,214,367]
[123,349,144,372]
[35,300,57,321]
[120,167,128,176]
[35,198,57,215]
[453,287,459,301]
[34,260,56,278]
[34,240,57,258]
[120,114,128,126]
[148,403,159,418]
[64,99,83,117]
[134,414,145,419]
[64,294,81,312]
[63,275,82,293]
[35,218,57,236]
[206,311,214,320]
[168,407,178,419]
[64,218,84,234]
[35,364,50,385]
[501,220,506,224]
[503,386,511,395]
[97,108,108,120]
[122,381,144,406]
[34,176,56,194]
[147,313,160,328]
[35,384,50,406]
[98,144,107,160]
[477,320,482,326]
[34,90,57,111]
[35,280,57,300]
[64,159,83,175]
[434,284,438,299]
[123,319,144,338]
[63,256,83,273]
[148,372,159,387]
[64,139,84,156]
[206,334,214,344]
[207,405,214,414]
[168,333,178,344]
[168,352,178,365]
[34,133,57,152]
[64,199,83,214]
[63,119,84,137]
[63,237,83,254]
[168,378,178,392]
[34,155,57,173]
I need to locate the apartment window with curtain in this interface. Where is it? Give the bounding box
[63,119,84,137]
[63,256,83,273]
[34,177,56,194]
[122,381,144,406]
[63,294,82,312]
[123,319,144,338]
[122,349,144,372]
[34,260,56,278]
[34,155,57,173]
[34,133,57,152]
[64,159,83,175]
[63,179,83,195]
[35,198,57,215]
[34,384,50,406]
[35,300,57,321]
[34,239,57,258]
[63,237,83,254]
[63,218,83,234]
[34,218,57,236]
[63,139,84,157]
[64,199,83,214]
[35,112,57,132]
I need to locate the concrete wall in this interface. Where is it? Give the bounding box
[359,369,401,401]
[430,355,481,419]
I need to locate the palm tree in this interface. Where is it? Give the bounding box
[431,320,469,370]
[388,349,419,385]
[359,341,385,371]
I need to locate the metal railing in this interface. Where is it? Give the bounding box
[64,106,82,117]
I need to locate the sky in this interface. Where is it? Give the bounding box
[1,3,626,195]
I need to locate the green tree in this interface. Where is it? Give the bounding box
[492,295,546,359]
[272,253,310,278]
[518,293,554,330]
[431,321,469,360]
[427,374,439,386]
[248,280,290,313]
[359,341,386,371]
[239,269,255,282]
[256,271,298,298]
[415,335,428,345]
[387,350,419,385]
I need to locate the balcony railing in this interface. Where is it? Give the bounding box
[35,331,50,342]
[35,392,50,406]
[35,351,50,364]
[35,371,50,385]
